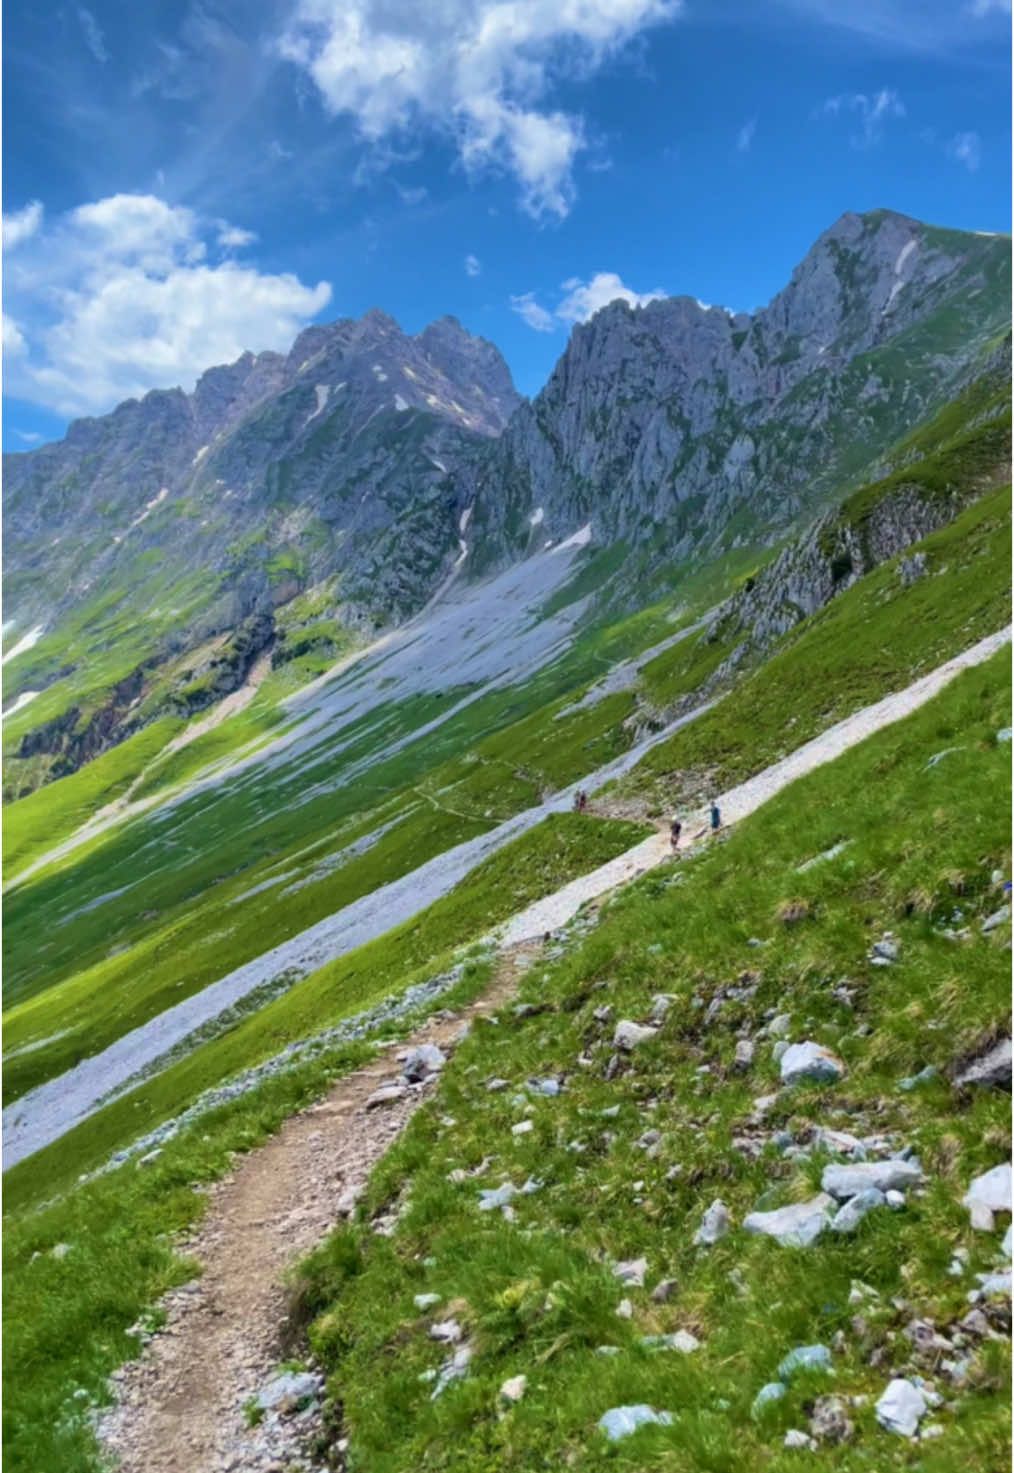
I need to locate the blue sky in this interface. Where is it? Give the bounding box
[3,0,1010,447]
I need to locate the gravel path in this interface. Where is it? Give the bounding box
[5,628,1007,1170]
[96,950,535,1473]
[497,627,1011,945]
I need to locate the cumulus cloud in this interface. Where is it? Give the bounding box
[512,271,666,331]
[465,253,482,276]
[3,201,44,249]
[736,117,757,152]
[277,0,682,219]
[947,130,982,171]
[821,88,905,146]
[5,193,331,417]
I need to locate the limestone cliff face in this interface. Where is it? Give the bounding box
[465,211,1009,574]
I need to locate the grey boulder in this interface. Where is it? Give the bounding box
[744,1194,834,1247]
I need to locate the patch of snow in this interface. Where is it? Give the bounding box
[4,689,40,718]
[394,394,410,412]
[894,240,917,275]
[305,384,330,424]
[459,506,473,534]
[192,444,210,466]
[430,457,448,474]
[372,364,388,382]
[529,507,545,527]
[551,523,592,554]
[2,626,45,665]
[126,486,170,535]
[403,365,419,380]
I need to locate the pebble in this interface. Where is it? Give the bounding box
[365,1084,408,1109]
[648,994,674,1023]
[402,1044,447,1082]
[777,1344,832,1379]
[784,1430,817,1450]
[428,1320,462,1344]
[613,1257,648,1287]
[651,1278,678,1304]
[810,1394,854,1444]
[499,1374,527,1403]
[953,1037,1012,1089]
[511,1120,534,1137]
[641,1330,700,1353]
[752,1382,786,1417]
[734,1039,755,1070]
[413,1294,441,1310]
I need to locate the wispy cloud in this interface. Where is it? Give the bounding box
[464,253,481,277]
[276,0,684,220]
[820,88,905,146]
[947,130,982,170]
[968,0,1010,14]
[780,0,1008,52]
[736,117,757,152]
[512,271,666,332]
[217,224,257,248]
[77,7,109,63]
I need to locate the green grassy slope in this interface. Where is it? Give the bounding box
[294,652,1011,1472]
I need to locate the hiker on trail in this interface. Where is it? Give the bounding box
[574,789,588,813]
[670,815,682,852]
[709,799,721,833]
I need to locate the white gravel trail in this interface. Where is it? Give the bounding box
[498,627,1011,945]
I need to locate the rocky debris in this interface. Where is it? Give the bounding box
[427,1344,473,1399]
[641,1330,700,1353]
[953,1037,1012,1090]
[778,1344,832,1378]
[963,1162,1012,1231]
[875,1377,928,1437]
[366,1083,408,1109]
[598,1405,673,1440]
[744,1194,834,1247]
[254,1370,321,1413]
[822,1159,923,1199]
[402,1044,447,1082]
[784,1429,818,1450]
[428,1319,462,1344]
[898,1065,938,1091]
[734,1039,755,1071]
[613,1020,659,1051]
[870,934,900,965]
[651,1278,679,1304]
[693,1199,731,1246]
[780,1041,846,1085]
[499,1374,528,1404]
[613,1257,648,1287]
[831,1189,887,1233]
[810,1395,855,1444]
[414,1293,441,1310]
[530,1076,561,1097]
[648,994,674,1023]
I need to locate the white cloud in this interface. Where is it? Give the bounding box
[77,6,109,62]
[512,271,666,331]
[277,0,682,219]
[217,224,258,248]
[947,130,982,170]
[15,430,43,444]
[5,193,332,417]
[736,117,757,152]
[821,88,905,146]
[510,292,556,331]
[465,253,482,277]
[397,184,428,205]
[555,271,666,323]
[3,201,44,249]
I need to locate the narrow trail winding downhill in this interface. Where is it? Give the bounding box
[94,627,1009,1473]
[99,946,542,1473]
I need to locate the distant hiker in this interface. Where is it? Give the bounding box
[574,789,588,813]
[709,799,721,833]
[670,815,682,851]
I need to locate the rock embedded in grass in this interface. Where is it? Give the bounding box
[953,1036,1012,1090]
[780,1041,846,1085]
[822,1160,923,1199]
[693,1198,731,1246]
[777,1344,833,1379]
[499,1374,527,1403]
[810,1394,855,1444]
[744,1193,834,1246]
[598,1405,674,1440]
[613,1020,659,1051]
[831,1188,888,1232]
[751,1382,786,1417]
[875,1377,928,1436]
[613,1256,648,1287]
[962,1162,1012,1231]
